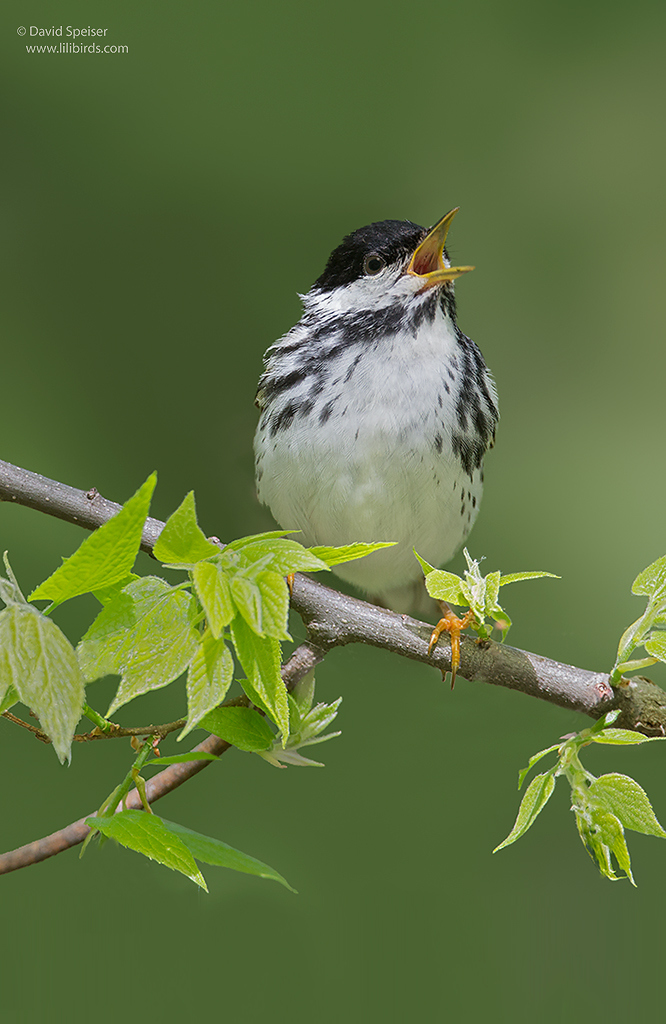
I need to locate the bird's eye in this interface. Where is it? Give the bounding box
[363,254,386,276]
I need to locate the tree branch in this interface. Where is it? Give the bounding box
[2,456,666,874]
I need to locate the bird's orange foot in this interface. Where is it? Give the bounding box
[427,608,476,689]
[286,573,295,596]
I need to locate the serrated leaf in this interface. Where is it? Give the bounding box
[576,808,634,884]
[517,744,560,789]
[146,752,221,764]
[201,705,275,751]
[256,570,291,639]
[485,571,501,610]
[29,474,156,605]
[230,575,263,634]
[632,554,666,597]
[259,747,327,767]
[499,571,560,586]
[298,698,343,744]
[494,772,556,852]
[296,730,342,751]
[0,683,18,714]
[92,574,140,606]
[236,538,329,576]
[615,616,650,668]
[192,561,235,639]
[645,632,666,662]
[77,576,199,715]
[592,728,656,745]
[614,657,659,675]
[0,558,27,607]
[87,810,207,890]
[227,530,297,549]
[159,817,295,890]
[423,569,467,606]
[180,632,234,740]
[307,542,396,568]
[0,604,84,763]
[414,550,436,575]
[489,603,512,640]
[153,491,220,565]
[229,615,289,741]
[589,773,666,837]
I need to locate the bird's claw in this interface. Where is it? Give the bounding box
[427,608,475,689]
[286,573,295,597]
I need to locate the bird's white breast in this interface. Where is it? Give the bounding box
[254,309,485,606]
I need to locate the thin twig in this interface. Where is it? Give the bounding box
[2,712,51,744]
[0,643,322,874]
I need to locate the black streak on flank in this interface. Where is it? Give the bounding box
[452,433,486,479]
[344,352,363,382]
[319,401,334,424]
[434,433,443,454]
[269,402,297,436]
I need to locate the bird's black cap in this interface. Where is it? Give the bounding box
[314,219,430,292]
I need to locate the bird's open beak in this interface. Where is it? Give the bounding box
[406,208,474,289]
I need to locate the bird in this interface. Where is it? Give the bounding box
[253,208,499,636]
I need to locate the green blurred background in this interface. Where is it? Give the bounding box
[2,0,666,1018]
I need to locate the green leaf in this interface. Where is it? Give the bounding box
[589,773,666,837]
[152,491,220,565]
[0,553,26,605]
[615,615,652,670]
[0,603,84,763]
[592,728,657,745]
[499,571,560,585]
[296,697,343,746]
[87,810,207,890]
[632,554,666,597]
[92,574,140,606]
[230,575,263,633]
[490,605,512,640]
[423,569,467,606]
[256,570,291,640]
[485,570,501,610]
[308,542,396,568]
[29,474,156,605]
[614,657,659,675]
[291,670,315,715]
[576,808,634,884]
[645,631,666,662]
[259,746,329,768]
[180,632,234,740]
[230,615,289,742]
[236,538,329,575]
[146,752,220,764]
[77,576,199,716]
[201,705,275,751]
[227,530,297,549]
[494,772,556,852]
[0,683,18,714]
[159,817,295,890]
[192,560,235,639]
[599,709,622,728]
[517,744,560,789]
[414,550,436,575]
